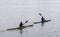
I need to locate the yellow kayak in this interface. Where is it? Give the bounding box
[7,25,33,31]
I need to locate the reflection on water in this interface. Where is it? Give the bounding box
[0,24,60,37]
[20,30,23,34]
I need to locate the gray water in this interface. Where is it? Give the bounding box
[0,0,60,37]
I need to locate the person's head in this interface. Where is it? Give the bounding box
[20,21,23,24]
[20,22,22,23]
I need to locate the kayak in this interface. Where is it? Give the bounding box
[7,25,33,31]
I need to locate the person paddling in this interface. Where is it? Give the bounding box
[19,22,23,27]
[19,20,28,27]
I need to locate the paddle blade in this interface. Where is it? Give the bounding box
[39,13,42,16]
[25,20,28,23]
